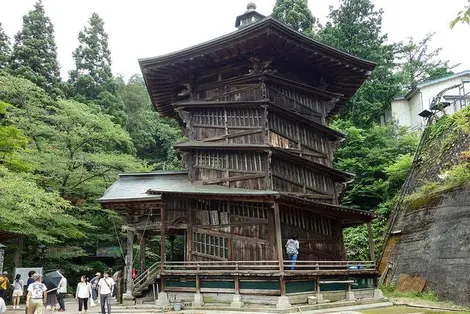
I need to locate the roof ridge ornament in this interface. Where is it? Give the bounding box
[235,2,265,29]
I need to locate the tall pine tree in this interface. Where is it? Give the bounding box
[0,23,11,69]
[9,0,61,96]
[69,13,126,125]
[318,0,398,127]
[272,0,317,36]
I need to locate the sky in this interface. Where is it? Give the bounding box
[0,0,469,80]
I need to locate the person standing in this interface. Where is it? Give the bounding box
[98,272,115,314]
[26,271,36,288]
[57,270,67,312]
[76,275,92,314]
[26,274,47,314]
[12,273,24,309]
[90,272,101,305]
[0,272,9,299]
[285,234,300,270]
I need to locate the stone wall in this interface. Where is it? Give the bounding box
[382,107,470,306]
[391,188,470,306]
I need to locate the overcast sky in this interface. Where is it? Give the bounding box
[0,0,468,80]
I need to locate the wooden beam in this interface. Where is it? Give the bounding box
[202,128,264,142]
[195,220,269,229]
[203,173,265,185]
[193,228,268,244]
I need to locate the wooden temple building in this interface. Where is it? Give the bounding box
[99,3,381,308]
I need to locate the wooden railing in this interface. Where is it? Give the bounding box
[132,262,161,294]
[161,260,375,275]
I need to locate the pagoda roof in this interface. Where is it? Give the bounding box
[139,17,376,119]
[99,171,372,226]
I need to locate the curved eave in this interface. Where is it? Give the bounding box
[139,17,376,119]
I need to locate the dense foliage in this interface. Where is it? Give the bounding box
[0,1,183,276]
[272,0,317,36]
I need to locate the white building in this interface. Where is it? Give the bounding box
[390,71,470,130]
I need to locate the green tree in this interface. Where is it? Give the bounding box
[9,0,61,96]
[272,0,317,36]
[117,75,185,168]
[0,23,11,69]
[69,13,126,125]
[0,70,147,268]
[332,120,418,211]
[396,33,454,91]
[331,120,418,260]
[318,0,398,127]
[0,101,28,171]
[69,13,113,96]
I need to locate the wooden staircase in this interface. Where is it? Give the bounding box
[132,262,161,297]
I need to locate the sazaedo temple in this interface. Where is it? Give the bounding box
[100,3,382,308]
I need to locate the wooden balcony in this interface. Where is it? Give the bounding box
[161,260,376,277]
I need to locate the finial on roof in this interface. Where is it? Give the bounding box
[247,2,257,12]
[235,2,265,29]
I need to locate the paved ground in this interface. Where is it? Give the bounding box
[7,299,468,314]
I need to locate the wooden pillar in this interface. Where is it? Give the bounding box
[124,228,135,297]
[234,275,240,294]
[160,201,166,272]
[273,202,284,271]
[139,236,146,274]
[274,202,286,296]
[187,202,193,261]
[196,262,201,293]
[367,222,376,263]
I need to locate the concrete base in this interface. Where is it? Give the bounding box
[373,288,384,299]
[307,296,318,305]
[121,293,135,305]
[192,293,204,307]
[276,296,291,309]
[155,292,170,307]
[345,290,356,301]
[230,294,244,308]
[316,292,325,304]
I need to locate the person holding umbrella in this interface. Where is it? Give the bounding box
[26,274,47,314]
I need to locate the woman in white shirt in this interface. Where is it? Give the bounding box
[12,273,24,309]
[76,275,92,314]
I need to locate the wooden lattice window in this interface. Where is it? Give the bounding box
[280,205,333,237]
[193,232,228,259]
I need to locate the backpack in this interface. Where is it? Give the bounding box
[286,239,298,256]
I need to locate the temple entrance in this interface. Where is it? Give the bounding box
[167,233,185,262]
